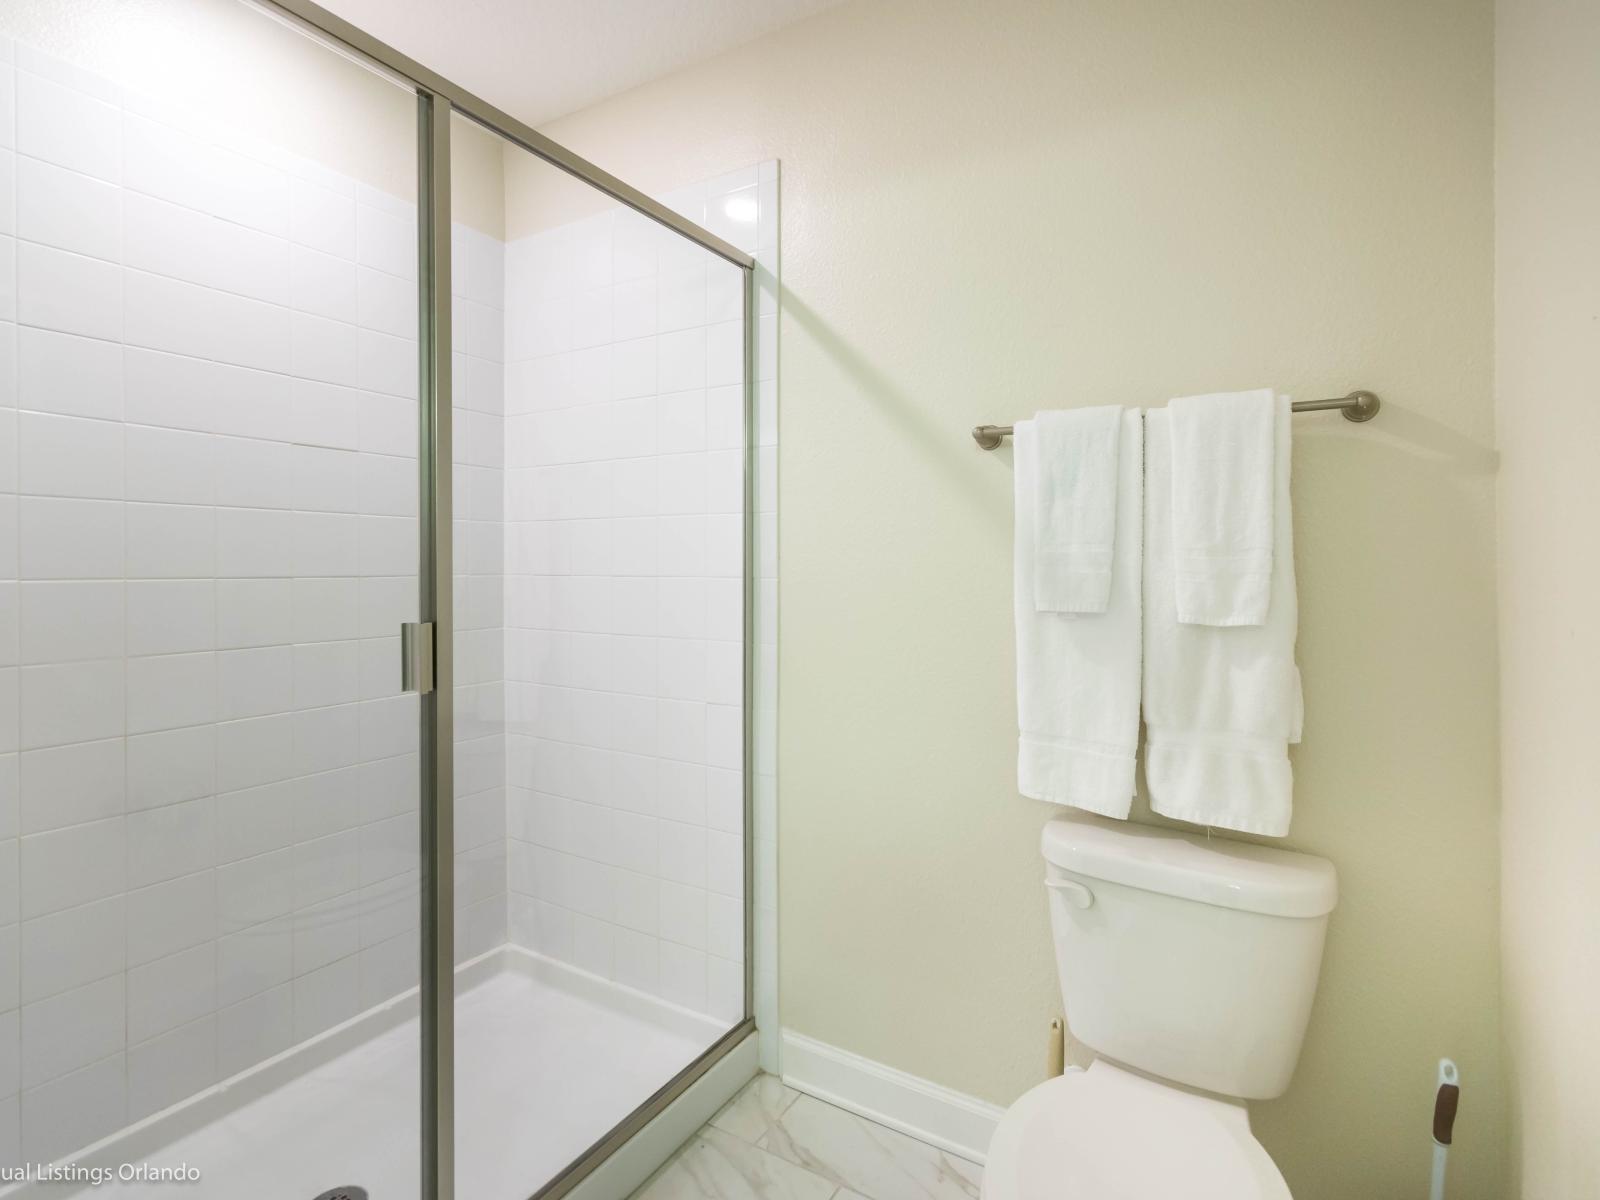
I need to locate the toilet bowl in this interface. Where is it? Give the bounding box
[981,1062,1289,1199]
[981,813,1337,1199]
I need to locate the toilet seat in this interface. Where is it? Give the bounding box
[981,1061,1291,1200]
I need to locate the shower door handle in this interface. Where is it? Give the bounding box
[400,622,436,694]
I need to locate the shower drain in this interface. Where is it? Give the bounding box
[312,1189,368,1200]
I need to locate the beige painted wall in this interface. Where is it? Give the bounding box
[452,114,506,239]
[539,2,1504,1196]
[500,140,618,240]
[1495,0,1600,1196]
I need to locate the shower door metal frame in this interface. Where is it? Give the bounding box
[416,88,456,1200]
[246,4,761,1200]
[255,0,754,271]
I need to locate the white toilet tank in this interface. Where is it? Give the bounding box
[1042,813,1337,1101]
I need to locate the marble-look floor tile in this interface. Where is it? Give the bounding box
[710,1074,803,1144]
[635,1127,837,1200]
[757,1095,982,1200]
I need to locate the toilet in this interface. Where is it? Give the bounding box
[983,813,1338,1199]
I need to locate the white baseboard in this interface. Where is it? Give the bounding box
[779,1030,1004,1165]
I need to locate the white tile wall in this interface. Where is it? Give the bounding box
[501,165,777,1036]
[0,37,435,1166]
[452,219,508,965]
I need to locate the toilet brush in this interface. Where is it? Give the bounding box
[1430,1059,1460,1200]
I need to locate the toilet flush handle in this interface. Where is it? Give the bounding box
[1044,877,1094,909]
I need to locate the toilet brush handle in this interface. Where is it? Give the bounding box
[1430,1059,1459,1200]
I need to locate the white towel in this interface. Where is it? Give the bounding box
[1168,388,1276,626]
[1143,400,1303,837]
[1015,410,1143,818]
[1032,407,1123,613]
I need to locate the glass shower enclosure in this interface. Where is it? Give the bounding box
[0,0,757,1197]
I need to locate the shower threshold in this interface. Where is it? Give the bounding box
[7,948,729,1200]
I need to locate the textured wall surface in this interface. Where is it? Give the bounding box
[538,1,1503,1195]
[1496,0,1600,1195]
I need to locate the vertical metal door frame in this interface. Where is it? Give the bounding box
[417,90,455,1200]
[741,262,758,1020]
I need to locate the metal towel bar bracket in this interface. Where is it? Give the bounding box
[971,389,1380,450]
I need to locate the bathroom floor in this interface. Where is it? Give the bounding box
[634,1076,984,1200]
[34,960,722,1200]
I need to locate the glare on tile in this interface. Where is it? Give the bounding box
[724,195,759,225]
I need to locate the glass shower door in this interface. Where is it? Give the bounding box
[0,1,431,1194]
[452,111,753,1200]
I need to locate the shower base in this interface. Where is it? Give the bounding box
[13,948,728,1200]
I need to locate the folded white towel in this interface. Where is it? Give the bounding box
[1143,401,1302,837]
[1032,407,1124,613]
[1015,410,1143,818]
[1168,388,1276,626]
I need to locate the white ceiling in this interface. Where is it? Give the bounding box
[318,0,841,126]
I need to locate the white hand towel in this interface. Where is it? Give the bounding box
[1015,410,1143,818]
[1143,400,1302,837]
[1032,407,1123,613]
[1168,388,1276,626]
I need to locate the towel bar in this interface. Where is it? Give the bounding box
[971,390,1380,449]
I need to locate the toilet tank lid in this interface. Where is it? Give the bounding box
[1041,814,1337,918]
